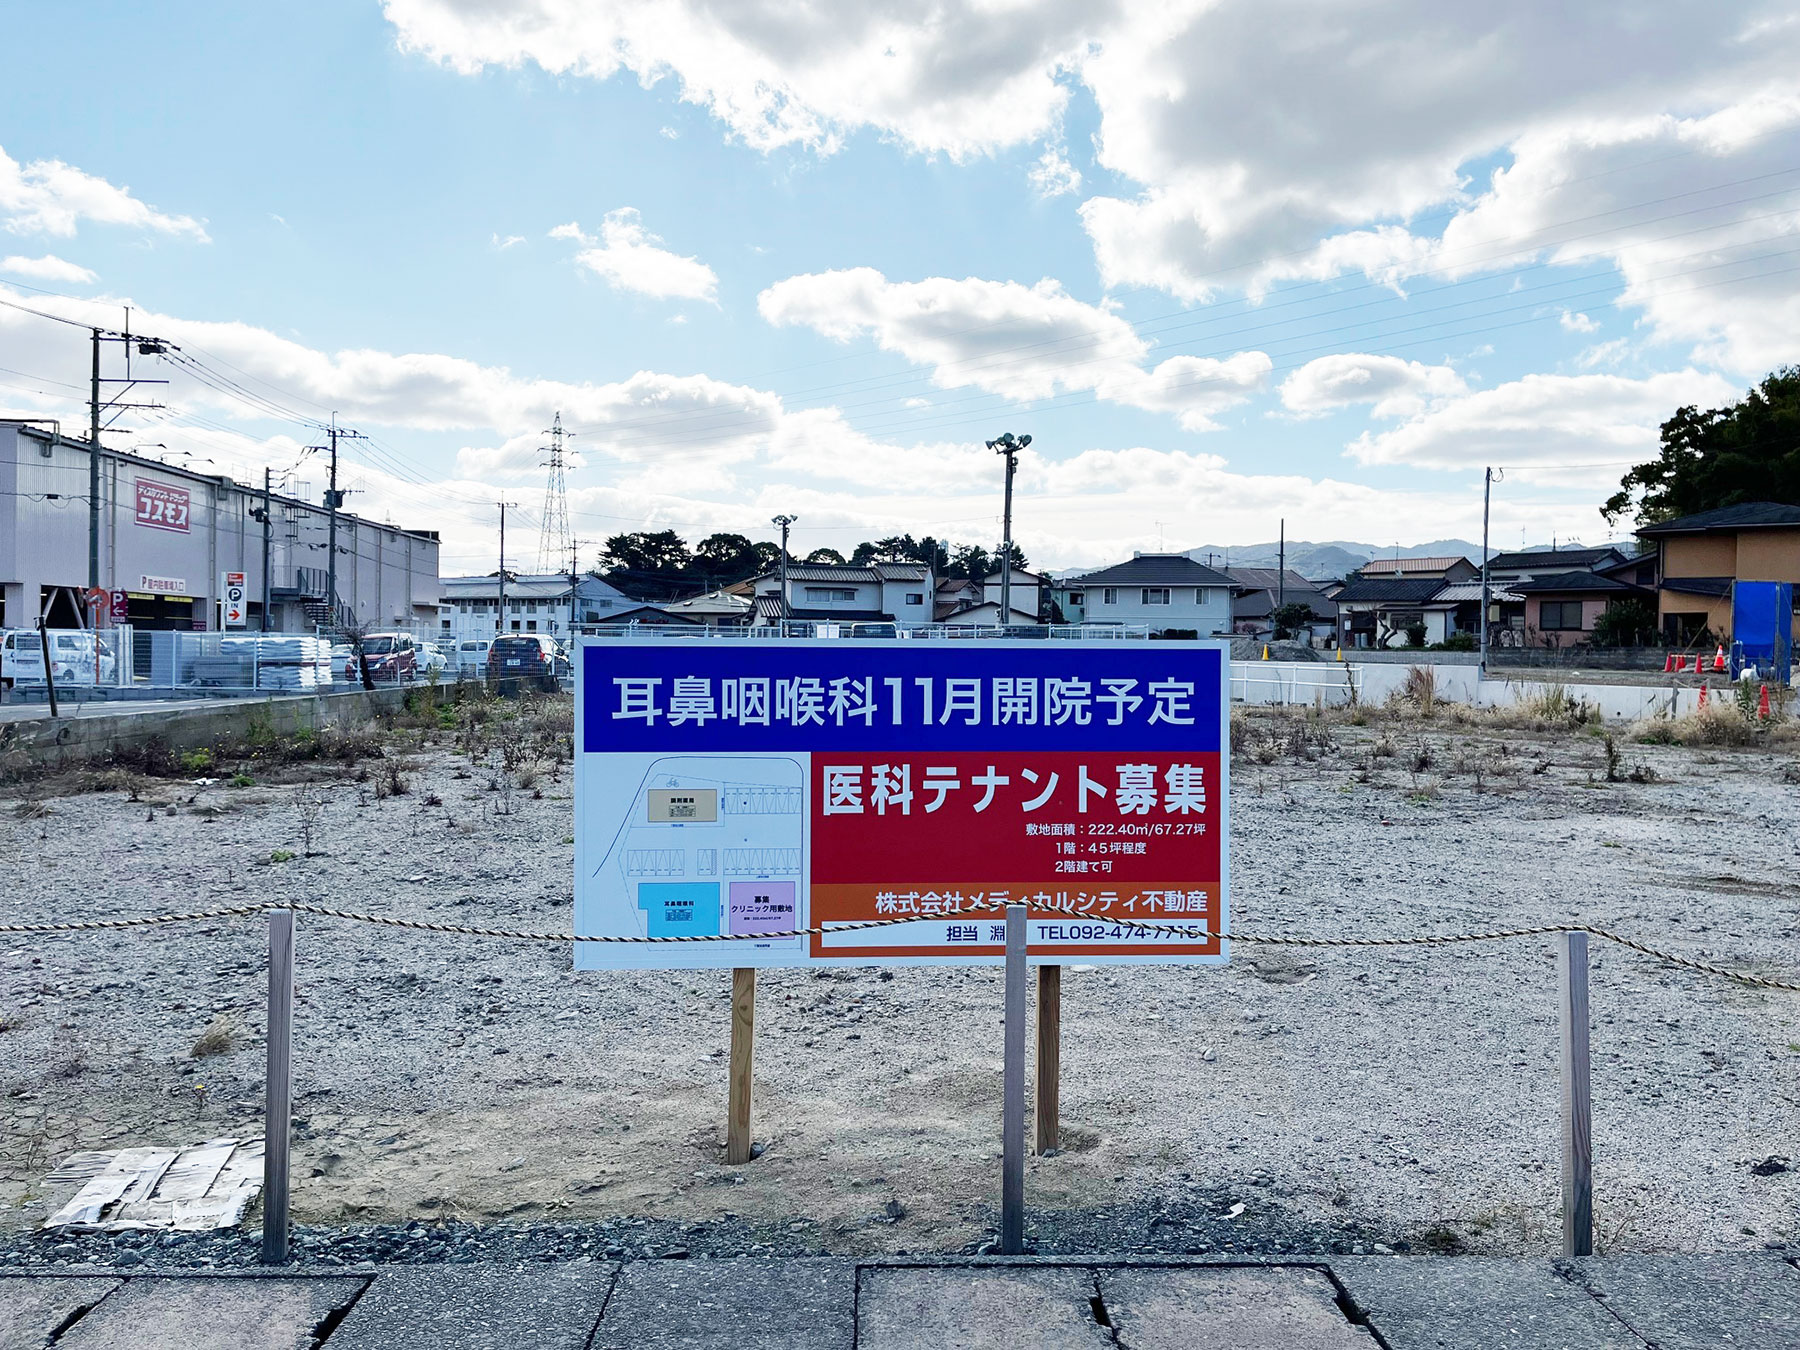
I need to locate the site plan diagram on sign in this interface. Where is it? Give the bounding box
[573,638,1230,970]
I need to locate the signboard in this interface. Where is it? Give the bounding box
[139,574,187,595]
[574,639,1229,970]
[110,590,129,622]
[221,571,247,628]
[134,479,191,533]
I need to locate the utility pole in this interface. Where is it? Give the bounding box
[771,515,796,625]
[89,330,101,591]
[86,321,169,609]
[496,502,517,634]
[260,468,273,632]
[315,418,365,629]
[568,536,583,635]
[986,432,1030,629]
[1479,467,1501,673]
[1278,518,1286,610]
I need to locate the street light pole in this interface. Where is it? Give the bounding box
[1479,467,1501,674]
[771,515,797,627]
[986,432,1030,629]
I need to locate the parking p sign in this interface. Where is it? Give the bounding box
[222,571,247,628]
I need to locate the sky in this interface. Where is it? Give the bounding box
[1,0,1797,575]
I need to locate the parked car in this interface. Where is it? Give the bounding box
[487,634,560,693]
[1,629,117,689]
[355,633,418,683]
[329,642,359,684]
[417,641,451,678]
[454,638,492,676]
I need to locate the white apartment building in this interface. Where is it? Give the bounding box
[1053,553,1235,635]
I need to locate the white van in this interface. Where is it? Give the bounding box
[455,638,492,675]
[0,630,118,689]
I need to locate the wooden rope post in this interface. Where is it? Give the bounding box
[727,967,756,1165]
[1035,964,1060,1154]
[1560,931,1593,1257]
[262,907,294,1265]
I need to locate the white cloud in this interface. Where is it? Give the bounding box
[0,254,97,284]
[1280,355,1467,420]
[491,232,525,249]
[552,209,718,302]
[1560,311,1600,334]
[1347,369,1738,472]
[0,144,208,240]
[383,0,1104,158]
[1028,148,1081,199]
[758,267,1268,429]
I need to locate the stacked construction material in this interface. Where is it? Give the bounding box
[217,635,332,691]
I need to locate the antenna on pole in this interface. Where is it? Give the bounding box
[536,411,573,574]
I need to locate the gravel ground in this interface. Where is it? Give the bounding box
[1,699,1797,1262]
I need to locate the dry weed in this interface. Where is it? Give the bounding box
[189,1016,236,1059]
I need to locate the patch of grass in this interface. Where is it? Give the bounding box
[228,773,255,788]
[270,848,296,863]
[179,747,215,774]
[189,1016,236,1059]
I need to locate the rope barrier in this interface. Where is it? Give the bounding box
[3,899,1796,992]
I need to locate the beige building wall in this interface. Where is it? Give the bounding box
[1734,528,1800,582]
[1663,535,1737,577]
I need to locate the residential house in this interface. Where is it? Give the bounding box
[1336,556,1480,648]
[1508,571,1652,647]
[1053,554,1234,636]
[1355,555,1480,582]
[1633,502,1800,644]
[934,568,1047,624]
[439,573,633,640]
[750,560,935,627]
[1480,546,1631,641]
[1223,567,1336,641]
[595,604,702,627]
[662,587,753,629]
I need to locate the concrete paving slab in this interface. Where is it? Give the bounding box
[57,1277,364,1350]
[590,1258,853,1349]
[1331,1258,1645,1349]
[0,1277,121,1350]
[323,1261,613,1349]
[858,1266,1113,1349]
[1564,1253,1800,1350]
[1099,1265,1379,1349]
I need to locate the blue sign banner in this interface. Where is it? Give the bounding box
[580,640,1226,754]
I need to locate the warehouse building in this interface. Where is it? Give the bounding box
[0,421,440,632]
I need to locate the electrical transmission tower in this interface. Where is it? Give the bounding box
[535,410,573,574]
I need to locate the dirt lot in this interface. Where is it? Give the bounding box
[1,691,1797,1257]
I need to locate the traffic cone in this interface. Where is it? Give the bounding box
[1698,682,1708,708]
[1713,644,1726,671]
[1261,644,1270,660]
[1758,684,1771,720]
[1336,646,1344,662]
[1663,652,1675,673]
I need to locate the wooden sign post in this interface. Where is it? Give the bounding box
[1035,964,1061,1154]
[727,967,756,1165]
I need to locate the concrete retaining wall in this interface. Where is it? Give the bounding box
[1230,661,1746,721]
[0,688,413,772]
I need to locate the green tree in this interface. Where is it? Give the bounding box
[1603,367,1800,524]
[948,544,992,580]
[601,530,690,575]
[693,532,760,582]
[1270,602,1314,640]
[1591,596,1657,647]
[750,541,782,574]
[804,547,846,565]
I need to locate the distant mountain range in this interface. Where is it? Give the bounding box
[1180,538,1483,579]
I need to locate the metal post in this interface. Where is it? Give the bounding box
[1560,930,1592,1258]
[999,449,1015,629]
[1001,902,1027,1253]
[1479,467,1495,674]
[263,907,295,1265]
[36,618,59,719]
[260,468,273,632]
[325,422,339,628]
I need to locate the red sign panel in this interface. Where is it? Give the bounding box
[134,479,191,533]
[809,750,1222,959]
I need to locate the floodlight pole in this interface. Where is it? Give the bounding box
[987,433,1029,630]
[772,515,797,625]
